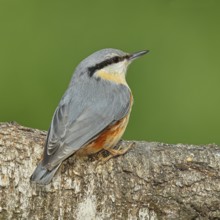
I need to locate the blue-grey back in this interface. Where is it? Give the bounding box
[42,72,131,168]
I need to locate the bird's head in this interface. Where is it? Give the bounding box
[75,48,149,84]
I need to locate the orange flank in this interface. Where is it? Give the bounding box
[76,94,133,156]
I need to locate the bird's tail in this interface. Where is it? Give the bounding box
[30,161,61,185]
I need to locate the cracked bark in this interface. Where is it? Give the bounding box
[0,122,220,220]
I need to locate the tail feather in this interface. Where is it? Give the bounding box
[30,162,61,185]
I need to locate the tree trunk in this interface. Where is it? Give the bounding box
[0,122,220,220]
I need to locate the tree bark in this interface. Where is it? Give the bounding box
[0,122,220,220]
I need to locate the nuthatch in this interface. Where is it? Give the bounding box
[30,48,148,184]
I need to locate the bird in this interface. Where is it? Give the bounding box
[30,48,149,185]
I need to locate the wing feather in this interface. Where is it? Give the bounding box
[42,76,131,168]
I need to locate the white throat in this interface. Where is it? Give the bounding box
[102,60,129,75]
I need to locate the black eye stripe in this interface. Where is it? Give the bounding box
[88,55,130,77]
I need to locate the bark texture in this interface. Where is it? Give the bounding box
[0,122,220,220]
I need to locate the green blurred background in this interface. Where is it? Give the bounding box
[1,0,220,145]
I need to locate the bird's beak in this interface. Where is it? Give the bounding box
[129,50,150,61]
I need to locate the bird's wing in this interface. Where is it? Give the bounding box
[42,78,131,168]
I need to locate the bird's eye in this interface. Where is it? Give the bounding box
[112,56,120,63]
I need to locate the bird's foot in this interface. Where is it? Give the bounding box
[98,141,135,163]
